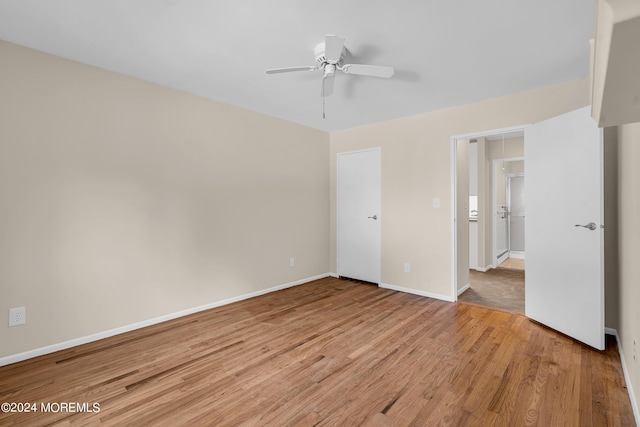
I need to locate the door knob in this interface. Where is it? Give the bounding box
[368,215,378,220]
[575,222,597,231]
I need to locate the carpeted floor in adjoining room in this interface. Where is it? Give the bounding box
[459,268,525,313]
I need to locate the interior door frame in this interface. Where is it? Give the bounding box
[336,147,382,284]
[450,125,527,300]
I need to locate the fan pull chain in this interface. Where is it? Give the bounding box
[322,79,326,119]
[322,96,325,119]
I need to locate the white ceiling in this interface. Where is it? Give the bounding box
[0,1,595,132]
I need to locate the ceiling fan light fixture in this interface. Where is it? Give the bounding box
[323,63,336,78]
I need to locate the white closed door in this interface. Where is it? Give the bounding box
[525,106,604,350]
[337,148,381,284]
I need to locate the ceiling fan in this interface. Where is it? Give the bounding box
[265,34,395,98]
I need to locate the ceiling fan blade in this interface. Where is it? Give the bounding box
[341,64,395,78]
[321,74,335,97]
[324,34,345,63]
[265,66,318,74]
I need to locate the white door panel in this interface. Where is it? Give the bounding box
[337,149,381,283]
[525,106,604,350]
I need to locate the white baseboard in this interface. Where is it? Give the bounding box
[497,252,509,265]
[475,265,493,272]
[605,327,617,336]
[379,283,455,302]
[0,273,332,367]
[605,327,639,425]
[457,283,470,296]
[509,251,525,259]
[329,272,339,278]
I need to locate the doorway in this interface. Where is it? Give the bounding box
[494,159,526,269]
[453,130,526,313]
[451,107,604,349]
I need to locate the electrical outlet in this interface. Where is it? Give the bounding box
[9,307,26,327]
[289,257,295,268]
[404,263,411,273]
[633,339,637,364]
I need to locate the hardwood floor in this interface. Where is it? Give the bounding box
[0,277,634,426]
[498,257,525,270]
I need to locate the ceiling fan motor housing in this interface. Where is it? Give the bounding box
[314,42,345,68]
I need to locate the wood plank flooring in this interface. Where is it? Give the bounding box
[498,257,525,270]
[0,277,634,426]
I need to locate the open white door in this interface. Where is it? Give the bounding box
[525,106,604,350]
[337,148,381,284]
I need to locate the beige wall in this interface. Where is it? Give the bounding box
[493,138,525,209]
[507,161,525,174]
[492,138,524,208]
[611,122,640,413]
[0,40,330,359]
[488,137,525,159]
[603,127,619,331]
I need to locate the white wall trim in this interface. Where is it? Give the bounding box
[450,138,458,302]
[475,264,494,273]
[380,283,456,302]
[457,283,470,296]
[509,251,525,259]
[0,273,332,367]
[497,252,509,265]
[608,328,640,424]
[605,327,639,425]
